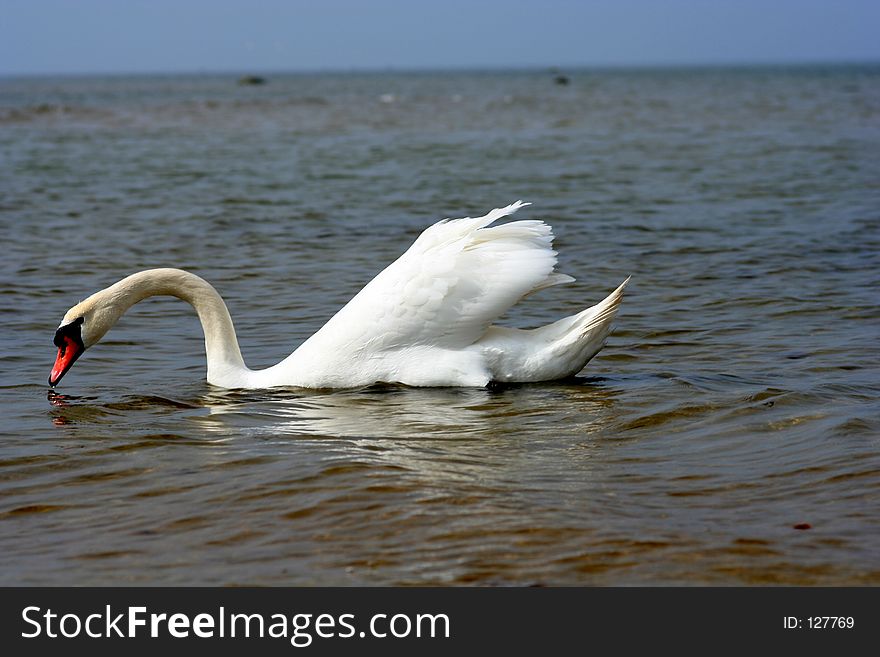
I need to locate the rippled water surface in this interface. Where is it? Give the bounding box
[1,68,878,585]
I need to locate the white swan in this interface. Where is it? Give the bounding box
[49,201,629,389]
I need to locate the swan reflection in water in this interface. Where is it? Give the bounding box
[193,379,621,442]
[47,379,620,442]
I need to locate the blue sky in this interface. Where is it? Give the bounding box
[2,0,879,75]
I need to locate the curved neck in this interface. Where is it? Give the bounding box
[103,269,248,386]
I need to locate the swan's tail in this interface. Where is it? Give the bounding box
[547,275,629,360]
[559,276,629,341]
[476,278,630,382]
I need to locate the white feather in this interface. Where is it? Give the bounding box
[257,201,625,388]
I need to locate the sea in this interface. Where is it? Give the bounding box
[0,66,878,584]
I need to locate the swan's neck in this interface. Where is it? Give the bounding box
[99,268,248,386]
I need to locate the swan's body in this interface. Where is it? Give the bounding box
[50,202,628,389]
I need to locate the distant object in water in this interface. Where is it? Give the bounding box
[238,75,266,86]
[554,74,570,86]
[48,202,629,390]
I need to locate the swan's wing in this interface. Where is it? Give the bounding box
[305,201,574,354]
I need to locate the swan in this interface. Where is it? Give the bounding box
[49,201,629,389]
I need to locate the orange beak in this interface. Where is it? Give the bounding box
[49,334,83,386]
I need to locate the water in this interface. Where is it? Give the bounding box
[1,67,878,585]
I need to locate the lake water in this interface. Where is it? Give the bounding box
[0,67,878,585]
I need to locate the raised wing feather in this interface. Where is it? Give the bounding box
[300,201,574,358]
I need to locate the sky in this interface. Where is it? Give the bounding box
[1,0,879,75]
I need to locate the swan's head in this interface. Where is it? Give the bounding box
[49,292,118,386]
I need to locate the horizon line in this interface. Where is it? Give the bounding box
[2,58,879,79]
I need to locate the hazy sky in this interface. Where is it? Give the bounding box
[2,0,879,75]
